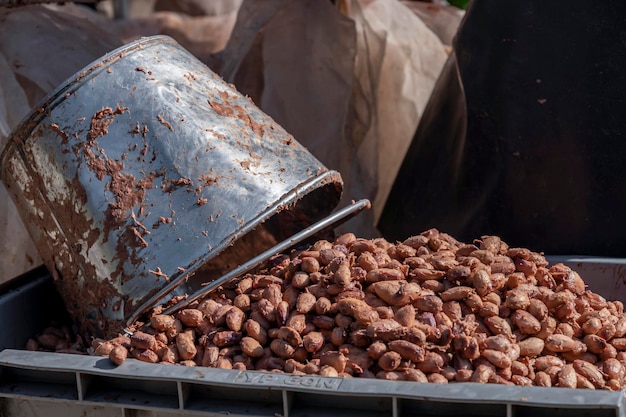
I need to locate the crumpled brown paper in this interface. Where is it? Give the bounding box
[111,0,242,57]
[344,0,449,226]
[210,0,449,236]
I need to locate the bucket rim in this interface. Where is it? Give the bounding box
[0,35,176,177]
[128,169,344,323]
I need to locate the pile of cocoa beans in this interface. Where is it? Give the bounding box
[33,229,626,390]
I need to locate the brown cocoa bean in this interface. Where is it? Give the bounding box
[484,316,513,337]
[278,326,303,347]
[534,371,551,387]
[213,331,242,347]
[240,337,264,358]
[378,351,402,371]
[518,337,544,357]
[225,307,245,332]
[177,309,204,327]
[388,340,425,363]
[545,334,577,353]
[441,286,475,302]
[573,360,605,388]
[583,334,607,354]
[176,332,197,360]
[150,315,176,332]
[303,332,325,353]
[131,331,157,351]
[482,349,512,369]
[558,364,577,388]
[109,345,128,366]
[270,339,295,359]
[511,310,541,335]
[132,348,159,363]
[296,292,317,314]
[320,351,348,373]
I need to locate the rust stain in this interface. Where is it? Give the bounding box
[174,177,192,186]
[206,129,228,141]
[75,70,88,82]
[138,203,149,218]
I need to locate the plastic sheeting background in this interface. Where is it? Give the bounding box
[380,0,626,257]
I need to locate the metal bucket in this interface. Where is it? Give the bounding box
[0,36,343,339]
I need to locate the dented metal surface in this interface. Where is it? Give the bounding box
[0,36,343,339]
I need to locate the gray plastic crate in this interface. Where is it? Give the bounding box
[1,261,626,417]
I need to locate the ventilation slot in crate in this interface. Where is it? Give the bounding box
[0,365,78,400]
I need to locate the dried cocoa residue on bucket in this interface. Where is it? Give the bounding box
[152,216,172,229]
[198,174,219,186]
[87,106,128,143]
[80,106,129,181]
[78,106,156,237]
[209,91,267,139]
[208,100,234,118]
[49,123,69,145]
[105,166,155,231]
[156,115,173,131]
[162,177,193,193]
[236,151,262,172]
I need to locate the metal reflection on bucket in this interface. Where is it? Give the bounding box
[0,36,344,339]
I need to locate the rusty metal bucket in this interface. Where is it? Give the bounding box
[0,36,344,338]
